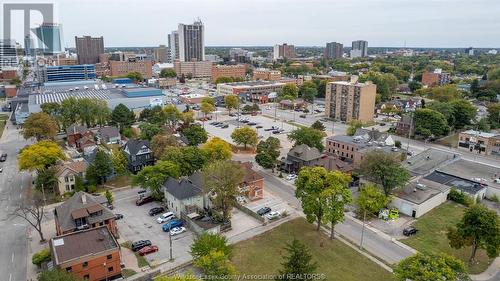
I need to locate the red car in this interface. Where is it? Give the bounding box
[138,245,158,256]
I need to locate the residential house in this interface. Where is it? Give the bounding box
[163,172,206,218]
[66,125,96,150]
[281,144,325,173]
[96,126,121,145]
[50,226,121,281]
[122,139,154,173]
[54,192,117,237]
[237,162,264,201]
[55,161,87,195]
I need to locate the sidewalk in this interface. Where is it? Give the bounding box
[26,221,56,281]
[470,258,500,281]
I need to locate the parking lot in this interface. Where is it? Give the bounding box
[243,190,294,221]
[113,188,194,267]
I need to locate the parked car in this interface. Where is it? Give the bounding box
[272,130,281,134]
[247,122,257,126]
[156,212,175,224]
[299,114,306,118]
[148,207,165,216]
[136,196,154,206]
[138,245,159,256]
[170,226,187,236]
[221,124,229,128]
[0,167,3,173]
[264,128,274,131]
[265,211,281,220]
[257,207,271,216]
[162,219,184,232]
[255,125,263,129]
[286,174,297,181]
[0,153,7,162]
[131,240,152,252]
[403,226,418,236]
[114,214,124,220]
[379,123,386,126]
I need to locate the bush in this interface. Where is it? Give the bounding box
[489,194,499,203]
[86,185,97,194]
[448,188,474,206]
[32,248,51,267]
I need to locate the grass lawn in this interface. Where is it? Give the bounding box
[231,218,394,281]
[104,175,132,189]
[436,133,459,148]
[0,114,8,138]
[121,269,137,278]
[120,241,150,268]
[401,201,492,274]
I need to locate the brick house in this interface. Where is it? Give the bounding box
[237,162,264,201]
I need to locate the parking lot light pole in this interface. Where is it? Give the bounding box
[169,225,173,261]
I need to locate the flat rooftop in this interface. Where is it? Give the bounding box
[460,130,498,138]
[394,178,450,204]
[221,80,285,87]
[404,148,460,176]
[424,170,486,195]
[438,159,500,190]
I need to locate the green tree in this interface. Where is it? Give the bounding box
[111,149,128,175]
[408,80,422,92]
[38,269,82,281]
[181,110,195,128]
[224,94,239,114]
[18,141,65,171]
[22,112,58,141]
[427,101,455,126]
[200,97,216,118]
[40,102,62,125]
[139,123,162,140]
[160,68,177,78]
[255,137,281,170]
[132,160,180,199]
[359,150,410,196]
[194,250,237,281]
[161,146,208,176]
[60,97,80,128]
[360,72,398,101]
[426,85,462,102]
[126,71,144,82]
[394,253,468,281]
[322,171,352,239]
[231,126,258,149]
[201,137,232,161]
[487,103,500,128]
[310,120,325,131]
[190,232,232,261]
[182,125,208,146]
[450,99,477,129]
[295,167,329,231]
[280,84,298,100]
[346,119,363,136]
[414,108,449,138]
[111,104,135,130]
[34,166,58,194]
[299,82,318,103]
[276,239,317,281]
[202,160,245,221]
[164,104,182,128]
[487,67,500,80]
[288,127,324,151]
[151,133,179,158]
[105,190,113,204]
[356,183,390,218]
[86,150,114,185]
[447,204,500,263]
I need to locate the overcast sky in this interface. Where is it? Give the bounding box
[4,0,500,48]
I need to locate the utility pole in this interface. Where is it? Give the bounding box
[359,210,366,250]
[169,225,173,261]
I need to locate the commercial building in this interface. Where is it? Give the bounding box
[273,43,295,60]
[421,69,450,87]
[109,60,153,79]
[253,68,281,81]
[457,130,500,156]
[178,20,205,62]
[0,40,18,69]
[351,40,368,58]
[211,64,246,82]
[229,48,251,63]
[75,36,104,64]
[50,226,121,281]
[324,42,343,59]
[37,64,97,83]
[154,45,170,63]
[32,22,64,55]
[217,80,286,103]
[173,60,212,78]
[168,31,180,61]
[324,80,377,122]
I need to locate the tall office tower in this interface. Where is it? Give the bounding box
[324,42,343,59]
[351,40,368,58]
[154,45,169,63]
[0,40,18,69]
[273,43,296,60]
[24,35,35,57]
[32,23,64,55]
[178,20,205,62]
[169,31,180,61]
[75,36,104,64]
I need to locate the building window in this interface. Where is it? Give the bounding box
[66,267,72,272]
[107,254,113,260]
[83,275,89,280]
[64,176,69,182]
[82,261,88,268]
[108,266,114,272]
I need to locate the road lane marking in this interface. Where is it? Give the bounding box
[11,252,14,263]
[9,273,12,281]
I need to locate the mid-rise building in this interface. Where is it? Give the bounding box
[211,64,246,82]
[168,31,180,61]
[421,69,450,87]
[324,42,343,59]
[253,68,281,81]
[154,45,169,63]
[37,64,97,83]
[229,48,250,63]
[0,40,18,69]
[273,43,295,60]
[465,47,475,56]
[109,60,153,79]
[173,60,212,78]
[32,22,64,55]
[75,36,104,64]
[351,40,368,58]
[178,20,205,62]
[325,80,377,122]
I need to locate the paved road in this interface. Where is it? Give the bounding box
[0,116,33,281]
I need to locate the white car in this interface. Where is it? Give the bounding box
[170,226,186,236]
[265,211,281,220]
[156,212,174,224]
[286,174,297,181]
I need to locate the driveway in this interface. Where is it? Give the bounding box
[113,188,194,267]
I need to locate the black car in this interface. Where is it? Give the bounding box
[255,125,263,129]
[247,122,257,126]
[299,114,306,118]
[0,153,7,162]
[264,128,274,131]
[257,207,271,216]
[403,226,418,236]
[136,196,154,206]
[221,124,229,128]
[115,214,124,220]
[148,207,165,216]
[272,130,281,134]
[131,240,152,252]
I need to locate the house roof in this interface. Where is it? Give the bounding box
[54,191,114,233]
[237,161,264,183]
[66,124,88,135]
[98,126,120,139]
[163,176,203,200]
[124,138,150,156]
[51,226,118,265]
[287,144,323,161]
[56,161,88,178]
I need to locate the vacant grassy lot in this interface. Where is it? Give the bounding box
[401,201,492,274]
[436,133,459,148]
[232,218,394,281]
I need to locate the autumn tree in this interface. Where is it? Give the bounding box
[18,141,65,172]
[164,104,182,128]
[224,94,239,114]
[151,133,178,158]
[201,137,232,161]
[231,126,258,149]
[190,232,232,261]
[111,149,128,175]
[200,97,216,119]
[22,112,58,141]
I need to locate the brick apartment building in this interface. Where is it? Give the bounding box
[50,226,121,281]
[109,60,153,79]
[253,68,281,81]
[421,69,450,87]
[173,60,212,78]
[211,64,246,82]
[324,80,377,122]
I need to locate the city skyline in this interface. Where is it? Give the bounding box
[3,0,500,48]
